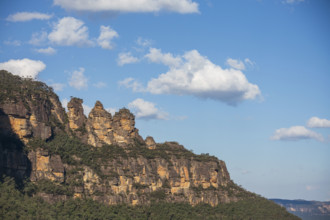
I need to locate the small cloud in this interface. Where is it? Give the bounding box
[35,47,57,55]
[307,117,330,128]
[118,78,145,92]
[226,58,245,70]
[29,31,48,46]
[117,52,139,66]
[106,107,117,115]
[136,37,152,47]
[4,40,21,46]
[68,67,88,90]
[50,83,65,91]
[145,47,182,68]
[6,12,53,22]
[83,104,92,116]
[93,82,106,88]
[0,58,46,79]
[61,98,69,112]
[128,98,168,120]
[271,126,324,142]
[48,17,93,46]
[97,25,118,50]
[53,0,199,14]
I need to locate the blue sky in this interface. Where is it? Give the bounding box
[1,0,329,201]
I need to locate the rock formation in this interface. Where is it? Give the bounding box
[0,70,255,207]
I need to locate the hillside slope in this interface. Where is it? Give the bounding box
[0,70,299,219]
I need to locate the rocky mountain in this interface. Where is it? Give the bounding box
[0,70,299,219]
[271,199,330,220]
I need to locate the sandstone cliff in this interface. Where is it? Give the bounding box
[0,70,254,207]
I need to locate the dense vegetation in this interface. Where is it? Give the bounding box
[0,70,55,104]
[0,177,300,220]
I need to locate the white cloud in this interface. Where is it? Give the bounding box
[283,0,304,4]
[6,12,53,22]
[83,104,92,116]
[119,78,145,92]
[307,117,330,128]
[68,67,88,90]
[0,58,46,78]
[136,37,152,47]
[61,98,69,112]
[128,98,168,120]
[53,0,199,14]
[226,58,245,70]
[35,47,57,55]
[140,49,260,105]
[93,82,107,88]
[271,126,324,142]
[145,48,182,68]
[48,17,93,46]
[50,83,65,91]
[97,25,118,50]
[106,108,117,115]
[117,52,139,66]
[29,31,48,46]
[4,40,21,46]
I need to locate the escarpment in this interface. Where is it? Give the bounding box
[0,70,256,207]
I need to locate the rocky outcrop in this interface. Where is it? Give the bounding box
[112,108,144,146]
[0,70,67,143]
[66,98,145,147]
[28,149,65,183]
[86,101,114,147]
[145,136,156,149]
[67,147,234,206]
[67,98,86,131]
[0,71,252,207]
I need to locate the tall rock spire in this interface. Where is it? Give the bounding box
[86,100,114,147]
[67,97,86,131]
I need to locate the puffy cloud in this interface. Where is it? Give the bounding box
[117,52,139,66]
[53,0,199,14]
[97,25,118,50]
[35,47,57,55]
[271,126,324,142]
[145,48,182,68]
[50,83,65,91]
[307,117,330,128]
[0,58,46,78]
[68,67,88,90]
[128,98,168,120]
[29,31,48,46]
[226,58,245,70]
[48,17,93,46]
[6,12,52,22]
[141,49,260,105]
